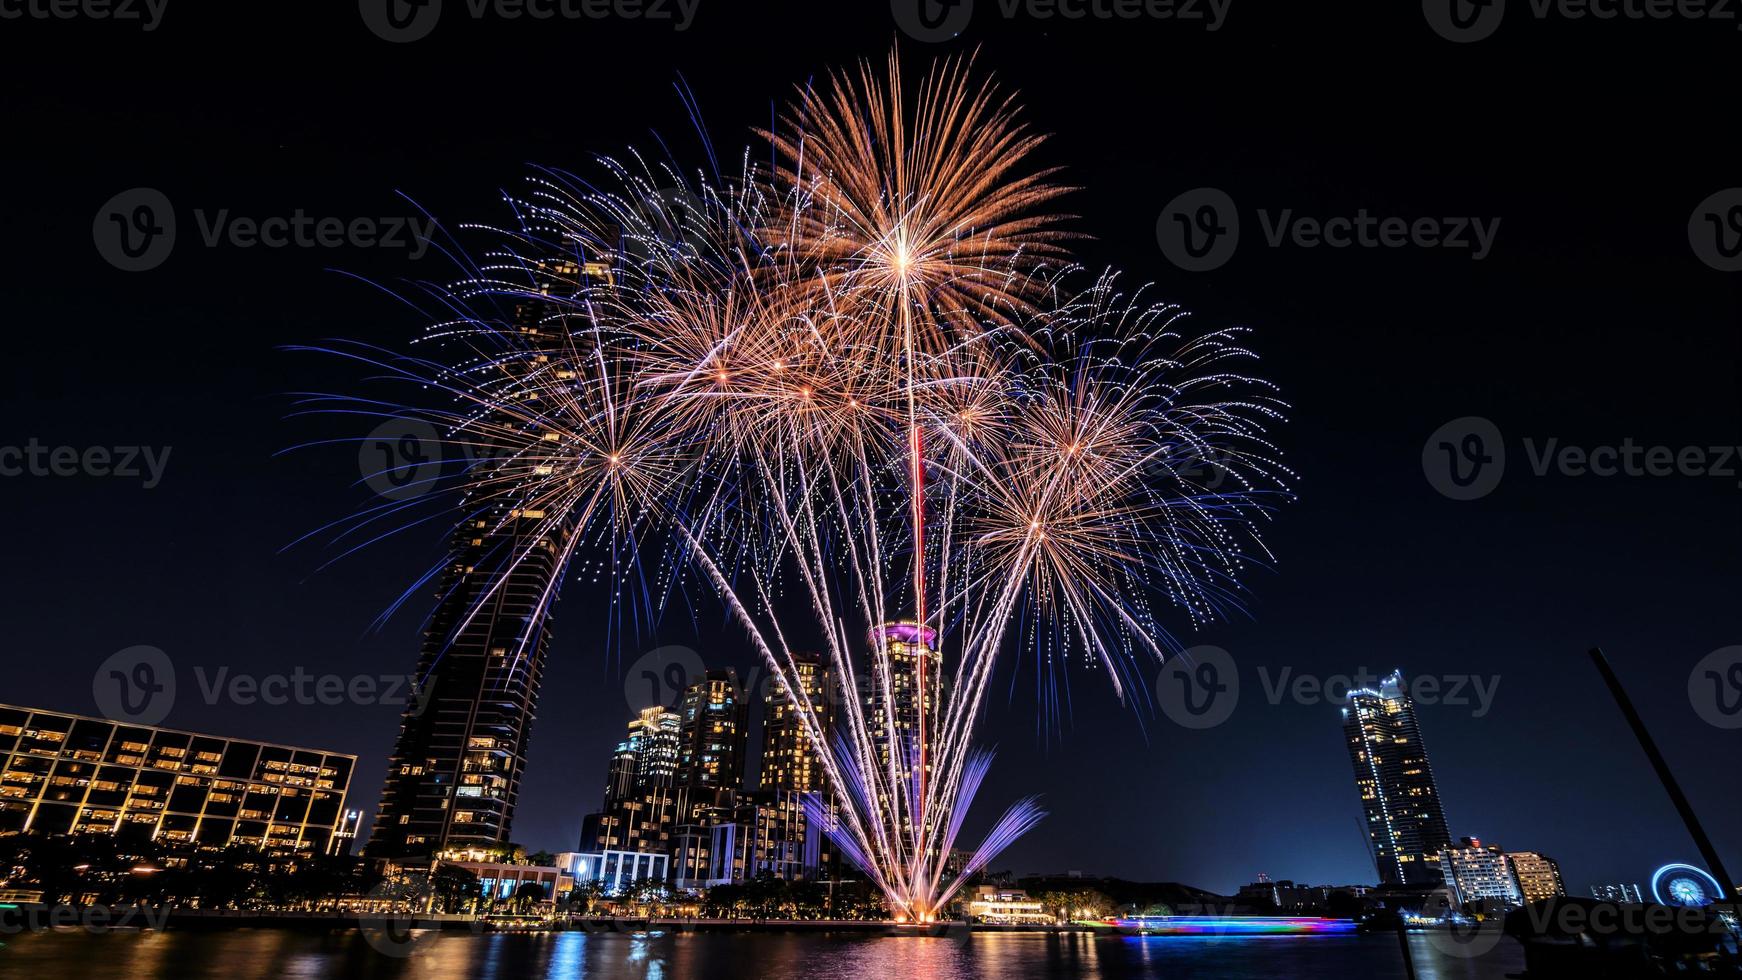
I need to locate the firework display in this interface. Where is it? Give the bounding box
[301,52,1289,921]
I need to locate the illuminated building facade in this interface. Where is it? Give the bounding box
[367,259,602,860]
[0,703,355,856]
[676,669,748,791]
[1342,670,1452,886]
[1506,851,1565,904]
[759,651,832,793]
[966,886,1051,924]
[1590,882,1644,903]
[1441,837,1523,909]
[558,848,669,896]
[444,859,566,909]
[580,679,829,891]
[621,707,680,795]
[673,790,825,888]
[869,622,941,783]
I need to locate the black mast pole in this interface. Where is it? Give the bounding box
[1588,646,1737,900]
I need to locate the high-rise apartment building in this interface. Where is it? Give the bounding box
[760,652,832,793]
[628,707,681,791]
[1342,670,1453,887]
[367,258,604,860]
[869,622,941,782]
[604,707,679,805]
[676,670,748,792]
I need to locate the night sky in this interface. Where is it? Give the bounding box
[3,2,1737,898]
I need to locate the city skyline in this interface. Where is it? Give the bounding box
[0,666,1709,907]
[3,0,1736,905]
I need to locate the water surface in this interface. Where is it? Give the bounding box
[0,928,1527,978]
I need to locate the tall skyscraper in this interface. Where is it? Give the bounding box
[760,651,832,793]
[869,621,941,782]
[676,669,749,791]
[629,707,682,790]
[603,707,679,805]
[1507,851,1566,904]
[1342,670,1452,887]
[366,258,603,861]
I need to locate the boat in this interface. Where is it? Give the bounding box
[1105,915,1357,937]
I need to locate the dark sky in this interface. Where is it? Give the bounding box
[3,2,1737,898]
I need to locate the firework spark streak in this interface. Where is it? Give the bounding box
[295,52,1290,921]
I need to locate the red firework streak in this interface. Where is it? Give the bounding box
[910,419,927,848]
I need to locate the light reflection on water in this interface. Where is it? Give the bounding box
[0,928,1524,979]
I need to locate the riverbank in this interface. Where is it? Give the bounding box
[0,904,1109,935]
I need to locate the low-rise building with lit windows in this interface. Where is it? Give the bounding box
[1440,837,1523,910]
[0,703,355,855]
[966,886,1050,924]
[557,849,670,896]
[1506,851,1565,904]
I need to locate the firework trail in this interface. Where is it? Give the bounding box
[295,52,1290,921]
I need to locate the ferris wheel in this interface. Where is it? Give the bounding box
[1651,863,1724,908]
